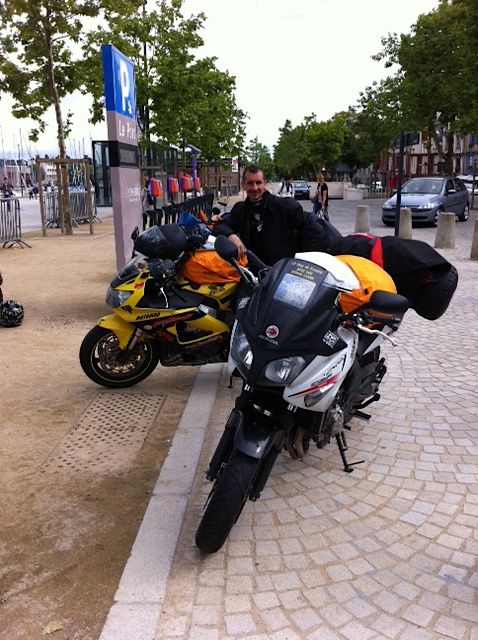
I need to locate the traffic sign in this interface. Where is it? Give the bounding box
[101,45,136,120]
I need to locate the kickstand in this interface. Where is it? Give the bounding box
[335,432,365,473]
[228,375,234,389]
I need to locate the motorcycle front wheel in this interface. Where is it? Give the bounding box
[195,449,261,553]
[79,325,161,388]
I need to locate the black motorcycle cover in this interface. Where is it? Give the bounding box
[134,223,188,258]
[332,233,458,320]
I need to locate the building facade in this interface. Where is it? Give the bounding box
[382,132,478,181]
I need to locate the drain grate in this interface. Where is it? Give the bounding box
[41,392,165,474]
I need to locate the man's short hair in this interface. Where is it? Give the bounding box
[242,164,263,182]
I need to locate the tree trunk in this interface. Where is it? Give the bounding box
[46,32,72,234]
[444,132,454,176]
[424,127,432,175]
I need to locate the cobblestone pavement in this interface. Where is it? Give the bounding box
[153,208,478,640]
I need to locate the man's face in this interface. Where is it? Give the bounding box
[242,170,266,202]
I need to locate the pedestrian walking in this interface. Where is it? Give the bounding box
[278,176,295,198]
[312,172,329,221]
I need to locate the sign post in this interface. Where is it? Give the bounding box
[101,44,141,269]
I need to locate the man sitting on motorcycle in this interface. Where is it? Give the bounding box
[214,165,456,321]
[214,165,340,265]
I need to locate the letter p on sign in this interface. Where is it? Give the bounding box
[102,44,136,119]
[119,59,131,115]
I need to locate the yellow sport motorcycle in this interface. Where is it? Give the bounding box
[79,223,240,388]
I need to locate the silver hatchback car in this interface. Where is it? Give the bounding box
[382,176,469,226]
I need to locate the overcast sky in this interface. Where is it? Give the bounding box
[0,0,439,157]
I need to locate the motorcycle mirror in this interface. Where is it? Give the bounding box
[215,235,238,262]
[369,290,409,315]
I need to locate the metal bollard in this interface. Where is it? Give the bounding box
[434,211,455,249]
[470,218,478,260]
[354,205,371,233]
[398,207,412,239]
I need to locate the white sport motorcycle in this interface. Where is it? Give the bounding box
[195,237,409,553]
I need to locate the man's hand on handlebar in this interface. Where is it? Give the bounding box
[227,233,247,259]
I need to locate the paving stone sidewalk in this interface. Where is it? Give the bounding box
[153,220,478,640]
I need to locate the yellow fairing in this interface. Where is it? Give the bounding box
[169,315,230,344]
[176,277,237,311]
[98,314,136,349]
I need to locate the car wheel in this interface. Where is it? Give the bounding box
[458,203,469,222]
[382,219,394,227]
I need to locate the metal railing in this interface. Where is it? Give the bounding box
[43,190,99,228]
[160,193,215,225]
[0,198,31,248]
[365,187,392,199]
[204,185,240,199]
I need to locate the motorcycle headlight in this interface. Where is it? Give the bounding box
[230,324,253,374]
[263,356,307,385]
[106,287,133,308]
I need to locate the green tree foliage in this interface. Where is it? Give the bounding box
[243,137,274,179]
[273,116,345,179]
[447,0,478,133]
[81,0,246,162]
[336,110,364,171]
[352,77,403,168]
[0,0,100,233]
[273,119,308,178]
[305,114,345,175]
[0,0,98,147]
[374,0,477,174]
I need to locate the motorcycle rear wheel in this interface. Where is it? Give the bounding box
[79,325,161,388]
[195,450,261,553]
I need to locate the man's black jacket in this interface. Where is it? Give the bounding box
[214,191,339,265]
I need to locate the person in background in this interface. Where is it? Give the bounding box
[1,177,13,198]
[214,165,339,265]
[141,177,155,230]
[278,176,295,198]
[313,172,329,221]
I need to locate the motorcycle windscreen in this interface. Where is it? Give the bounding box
[238,258,344,354]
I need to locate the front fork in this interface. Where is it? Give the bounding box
[205,391,296,501]
[98,313,139,350]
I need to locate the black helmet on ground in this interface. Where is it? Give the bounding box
[0,300,24,327]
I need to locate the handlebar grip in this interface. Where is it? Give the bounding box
[245,250,268,272]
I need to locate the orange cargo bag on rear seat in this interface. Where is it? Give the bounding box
[181,249,248,284]
[335,254,396,313]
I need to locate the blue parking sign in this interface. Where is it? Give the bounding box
[101,44,136,120]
